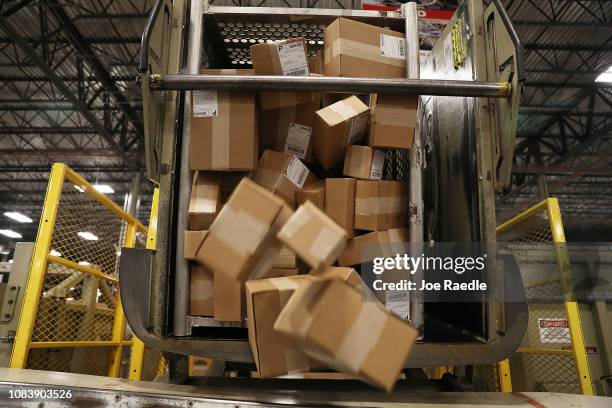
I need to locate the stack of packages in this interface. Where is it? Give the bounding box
[186,18,419,392]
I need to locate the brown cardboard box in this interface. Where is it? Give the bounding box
[251,38,314,110]
[264,267,299,278]
[296,180,325,210]
[277,201,348,270]
[184,230,208,260]
[325,178,355,238]
[354,180,408,231]
[188,172,221,230]
[273,246,297,269]
[252,149,317,208]
[190,70,258,171]
[338,228,409,266]
[196,178,293,320]
[324,18,406,78]
[190,264,214,316]
[274,278,418,392]
[245,267,366,377]
[313,95,370,169]
[343,145,386,180]
[369,94,417,149]
[258,95,321,162]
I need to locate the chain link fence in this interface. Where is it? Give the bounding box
[9,164,146,379]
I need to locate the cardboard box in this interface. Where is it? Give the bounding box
[190,69,258,171]
[277,201,348,270]
[252,149,317,208]
[369,94,417,149]
[296,180,325,210]
[325,178,355,238]
[258,95,321,162]
[324,18,406,78]
[251,38,314,110]
[190,264,213,316]
[196,177,293,294]
[313,95,370,169]
[264,267,299,278]
[354,180,409,231]
[343,145,386,180]
[273,246,297,269]
[274,278,418,392]
[188,172,221,230]
[245,267,365,377]
[184,230,208,260]
[338,228,409,266]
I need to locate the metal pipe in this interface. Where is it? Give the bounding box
[403,2,424,333]
[139,0,164,72]
[152,74,512,98]
[173,0,203,337]
[491,0,526,82]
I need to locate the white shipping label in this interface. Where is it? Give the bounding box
[385,290,410,320]
[347,112,369,144]
[538,318,570,343]
[193,90,219,117]
[283,155,310,188]
[284,123,312,160]
[380,34,406,60]
[277,42,309,76]
[369,148,385,180]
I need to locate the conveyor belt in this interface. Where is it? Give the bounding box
[0,368,609,407]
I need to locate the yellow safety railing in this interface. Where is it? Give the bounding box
[495,198,593,395]
[9,163,147,377]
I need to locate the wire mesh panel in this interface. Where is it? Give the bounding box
[496,198,593,395]
[9,164,146,379]
[471,364,501,392]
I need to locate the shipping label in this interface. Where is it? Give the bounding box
[538,318,570,343]
[380,34,406,60]
[193,90,219,117]
[278,41,309,76]
[284,123,312,160]
[385,290,410,320]
[370,148,385,180]
[283,155,310,188]
[347,111,369,144]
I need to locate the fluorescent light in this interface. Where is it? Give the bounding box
[77,231,98,241]
[50,249,62,257]
[0,229,22,239]
[8,259,13,264]
[78,261,91,266]
[595,65,612,83]
[74,185,85,193]
[93,184,115,194]
[4,212,33,223]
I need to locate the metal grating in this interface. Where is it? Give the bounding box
[26,347,113,376]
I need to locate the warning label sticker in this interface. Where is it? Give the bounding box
[538,318,570,343]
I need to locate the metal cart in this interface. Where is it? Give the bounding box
[121,0,527,369]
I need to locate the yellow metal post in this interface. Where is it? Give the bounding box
[546,198,594,396]
[497,359,512,391]
[128,188,159,380]
[9,163,67,368]
[108,222,138,377]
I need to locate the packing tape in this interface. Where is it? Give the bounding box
[375,105,418,128]
[329,100,358,121]
[212,205,270,257]
[308,225,346,265]
[270,276,299,309]
[285,348,311,374]
[279,204,312,239]
[335,301,387,372]
[387,228,404,243]
[325,38,406,68]
[249,244,282,281]
[211,92,231,169]
[355,196,404,216]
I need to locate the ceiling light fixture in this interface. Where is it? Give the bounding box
[93,184,115,194]
[4,212,33,223]
[77,231,98,241]
[0,229,22,239]
[595,65,612,83]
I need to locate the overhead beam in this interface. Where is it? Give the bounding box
[512,165,612,177]
[514,20,611,28]
[524,43,612,52]
[0,13,136,170]
[47,0,144,143]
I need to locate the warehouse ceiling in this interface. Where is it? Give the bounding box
[0,0,610,256]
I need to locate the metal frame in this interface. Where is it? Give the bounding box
[495,197,594,395]
[8,163,147,378]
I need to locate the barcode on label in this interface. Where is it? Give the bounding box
[284,122,312,160]
[380,34,406,60]
[277,41,309,77]
[286,68,308,76]
[386,291,409,302]
[286,145,305,156]
[283,155,310,188]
